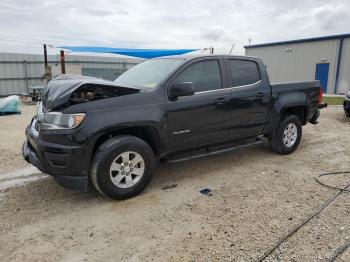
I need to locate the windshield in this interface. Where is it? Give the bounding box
[114,58,185,89]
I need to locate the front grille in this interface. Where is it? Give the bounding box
[34,120,40,132]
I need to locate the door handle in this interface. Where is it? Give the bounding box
[256,92,264,97]
[215,98,229,105]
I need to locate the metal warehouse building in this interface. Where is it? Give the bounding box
[0,53,142,97]
[245,34,350,94]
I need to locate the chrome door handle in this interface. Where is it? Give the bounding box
[215,98,229,105]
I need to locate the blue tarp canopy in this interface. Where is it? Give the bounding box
[58,46,198,59]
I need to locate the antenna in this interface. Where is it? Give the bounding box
[229,43,235,54]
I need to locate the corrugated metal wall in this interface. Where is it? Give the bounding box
[0,53,142,96]
[338,38,350,94]
[245,39,341,94]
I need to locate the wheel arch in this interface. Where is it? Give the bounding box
[264,92,309,136]
[90,125,161,163]
[281,106,308,125]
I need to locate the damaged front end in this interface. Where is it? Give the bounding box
[41,74,141,111]
[31,74,142,136]
[23,75,143,188]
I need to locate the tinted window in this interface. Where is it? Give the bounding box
[174,60,222,92]
[229,60,260,87]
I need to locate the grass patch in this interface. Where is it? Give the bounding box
[323,96,344,105]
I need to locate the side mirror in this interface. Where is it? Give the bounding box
[169,82,195,98]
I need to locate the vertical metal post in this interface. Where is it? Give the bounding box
[23,60,29,93]
[334,37,344,94]
[60,50,66,74]
[43,44,48,68]
[43,43,52,83]
[210,47,214,54]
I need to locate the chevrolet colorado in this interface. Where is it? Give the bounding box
[22,55,324,199]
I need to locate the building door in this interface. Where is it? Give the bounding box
[315,63,329,93]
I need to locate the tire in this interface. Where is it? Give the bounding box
[90,135,155,200]
[269,115,302,155]
[345,110,350,117]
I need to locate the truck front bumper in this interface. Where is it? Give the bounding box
[22,126,89,190]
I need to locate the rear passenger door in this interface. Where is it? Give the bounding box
[226,59,271,139]
[166,58,232,152]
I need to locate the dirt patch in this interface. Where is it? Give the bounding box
[0,105,349,261]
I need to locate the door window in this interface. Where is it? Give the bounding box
[229,60,260,87]
[174,60,222,92]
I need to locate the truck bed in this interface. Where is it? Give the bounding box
[271,80,320,91]
[270,80,321,125]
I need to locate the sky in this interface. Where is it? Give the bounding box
[0,0,349,56]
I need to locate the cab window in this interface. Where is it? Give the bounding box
[174,60,222,93]
[228,60,260,87]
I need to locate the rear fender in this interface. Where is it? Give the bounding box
[264,92,308,135]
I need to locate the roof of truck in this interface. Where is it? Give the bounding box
[155,54,259,60]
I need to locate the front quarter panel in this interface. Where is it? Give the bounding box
[86,103,166,143]
[62,88,168,157]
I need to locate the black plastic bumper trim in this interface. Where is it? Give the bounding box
[22,141,88,191]
[22,141,47,173]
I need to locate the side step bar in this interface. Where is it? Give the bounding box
[165,140,263,164]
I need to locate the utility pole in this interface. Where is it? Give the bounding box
[23,60,28,93]
[43,44,52,82]
[43,44,48,68]
[60,50,66,74]
[209,46,214,54]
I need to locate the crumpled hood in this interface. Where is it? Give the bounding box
[42,74,140,110]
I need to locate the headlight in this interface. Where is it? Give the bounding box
[40,112,85,130]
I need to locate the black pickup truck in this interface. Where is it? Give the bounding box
[344,91,350,117]
[22,55,324,199]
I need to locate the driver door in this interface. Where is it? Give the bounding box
[166,58,233,152]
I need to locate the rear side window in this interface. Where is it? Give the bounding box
[174,60,222,92]
[229,60,260,87]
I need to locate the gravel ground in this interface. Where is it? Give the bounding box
[0,104,36,173]
[0,104,349,261]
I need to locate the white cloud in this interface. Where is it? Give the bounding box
[0,0,349,55]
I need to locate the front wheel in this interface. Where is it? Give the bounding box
[269,115,302,155]
[90,135,155,200]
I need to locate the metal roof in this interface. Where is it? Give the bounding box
[244,33,350,49]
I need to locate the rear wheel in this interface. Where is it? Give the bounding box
[90,135,155,200]
[269,115,302,155]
